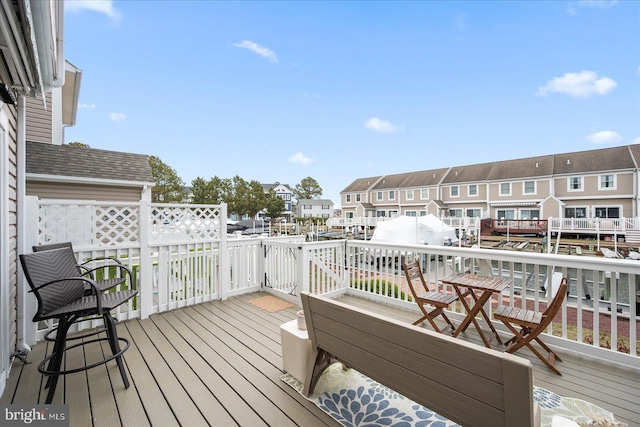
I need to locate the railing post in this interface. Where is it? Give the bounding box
[139,201,152,319]
[219,203,229,300]
[299,243,310,294]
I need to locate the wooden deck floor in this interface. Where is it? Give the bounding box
[2,292,639,427]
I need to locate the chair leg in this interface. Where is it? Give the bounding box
[103,312,130,388]
[44,316,74,404]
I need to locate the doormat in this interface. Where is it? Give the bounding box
[281,362,624,427]
[248,295,293,313]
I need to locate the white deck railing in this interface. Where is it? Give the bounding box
[24,198,639,369]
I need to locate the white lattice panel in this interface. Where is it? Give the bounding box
[38,204,139,247]
[94,206,140,246]
[150,205,222,243]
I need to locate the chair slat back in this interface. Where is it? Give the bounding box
[20,248,85,320]
[32,241,74,252]
[403,261,431,296]
[538,279,568,331]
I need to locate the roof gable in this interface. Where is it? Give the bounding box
[553,146,636,175]
[26,141,154,184]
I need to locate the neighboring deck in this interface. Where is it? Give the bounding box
[2,292,639,427]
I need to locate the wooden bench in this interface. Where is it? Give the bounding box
[300,292,539,427]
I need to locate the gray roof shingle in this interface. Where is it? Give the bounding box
[26,141,154,183]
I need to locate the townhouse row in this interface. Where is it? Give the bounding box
[340,144,640,221]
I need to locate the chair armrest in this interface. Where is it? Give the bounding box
[79,256,124,266]
[80,263,133,284]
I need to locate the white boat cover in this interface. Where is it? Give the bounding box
[370,214,459,246]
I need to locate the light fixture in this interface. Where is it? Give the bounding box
[0,83,16,105]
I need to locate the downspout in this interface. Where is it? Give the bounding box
[628,146,639,217]
[15,96,31,353]
[28,0,65,92]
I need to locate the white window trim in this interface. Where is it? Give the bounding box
[421,188,429,200]
[567,176,583,192]
[523,180,536,195]
[499,182,512,196]
[593,205,623,218]
[598,174,617,191]
[406,189,414,200]
[376,191,383,201]
[450,185,459,198]
[389,190,395,200]
[467,184,478,197]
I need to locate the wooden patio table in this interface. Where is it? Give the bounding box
[441,273,512,348]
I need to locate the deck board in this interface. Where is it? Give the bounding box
[1,292,637,427]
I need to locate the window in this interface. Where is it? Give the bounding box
[497,209,515,219]
[565,207,586,218]
[466,209,481,218]
[419,211,427,216]
[346,212,354,219]
[595,207,620,218]
[376,211,386,217]
[450,186,459,197]
[406,189,414,200]
[500,183,511,196]
[303,214,312,218]
[303,205,312,209]
[389,190,395,200]
[405,210,417,217]
[322,214,330,218]
[449,209,462,217]
[322,205,330,210]
[421,188,429,199]
[346,195,351,203]
[356,194,361,202]
[568,177,582,191]
[520,209,540,220]
[600,174,615,190]
[468,184,478,196]
[377,191,383,201]
[523,181,536,194]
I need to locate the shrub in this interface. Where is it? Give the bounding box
[350,278,410,301]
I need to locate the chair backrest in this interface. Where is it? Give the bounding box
[20,247,86,321]
[33,241,74,252]
[538,279,568,331]
[403,261,431,298]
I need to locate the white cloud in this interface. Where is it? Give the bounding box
[632,136,640,144]
[79,103,95,109]
[364,117,398,133]
[288,152,313,165]
[568,0,618,14]
[233,40,278,63]
[586,130,622,144]
[536,71,616,98]
[65,0,121,21]
[110,113,126,122]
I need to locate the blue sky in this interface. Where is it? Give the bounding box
[63,0,640,207]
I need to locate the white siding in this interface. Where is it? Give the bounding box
[25,93,52,144]
[27,182,145,202]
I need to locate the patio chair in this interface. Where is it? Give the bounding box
[402,260,458,332]
[20,248,137,404]
[33,242,132,294]
[493,278,567,375]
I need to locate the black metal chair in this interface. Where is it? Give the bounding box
[33,241,132,294]
[20,248,137,404]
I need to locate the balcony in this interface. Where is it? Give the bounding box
[3,198,639,426]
